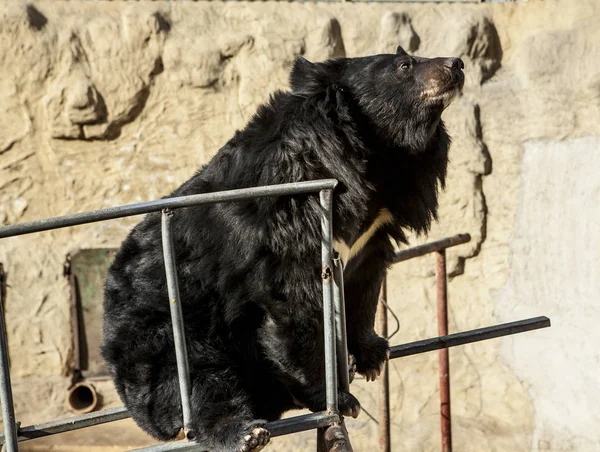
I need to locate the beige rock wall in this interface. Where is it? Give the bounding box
[0,0,598,451]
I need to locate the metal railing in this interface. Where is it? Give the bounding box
[375,234,550,452]
[0,180,550,451]
[0,179,350,452]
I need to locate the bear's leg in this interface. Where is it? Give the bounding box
[258,313,361,419]
[343,244,390,381]
[187,368,271,452]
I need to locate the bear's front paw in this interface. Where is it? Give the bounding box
[353,334,389,382]
[239,426,271,452]
[338,390,361,419]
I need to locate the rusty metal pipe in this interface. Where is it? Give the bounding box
[376,278,391,452]
[66,381,98,415]
[316,420,353,452]
[436,250,452,452]
[377,280,390,450]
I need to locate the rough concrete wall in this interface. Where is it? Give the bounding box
[0,0,598,450]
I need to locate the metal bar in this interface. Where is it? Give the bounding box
[317,426,327,452]
[131,441,207,452]
[161,210,192,434]
[269,411,339,438]
[3,317,551,445]
[63,256,83,380]
[0,264,18,452]
[67,273,81,374]
[376,278,391,452]
[389,316,551,359]
[393,234,471,263]
[0,316,551,446]
[131,412,340,452]
[436,250,452,452]
[0,407,129,443]
[0,180,338,239]
[319,189,338,413]
[316,420,353,452]
[332,253,349,393]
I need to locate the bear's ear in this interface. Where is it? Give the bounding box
[396,46,408,56]
[290,56,342,96]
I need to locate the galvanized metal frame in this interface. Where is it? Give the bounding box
[319,189,339,413]
[161,210,193,435]
[0,181,551,452]
[0,264,18,452]
[0,179,345,452]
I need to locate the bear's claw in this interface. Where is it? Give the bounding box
[239,427,270,452]
[354,334,389,382]
[338,391,361,419]
[364,367,381,382]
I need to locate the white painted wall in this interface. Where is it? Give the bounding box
[496,137,600,451]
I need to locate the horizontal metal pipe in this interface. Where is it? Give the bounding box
[0,180,338,239]
[0,391,339,445]
[0,406,129,443]
[130,412,340,452]
[389,316,551,360]
[393,234,471,263]
[268,411,339,438]
[1,317,550,445]
[131,442,208,452]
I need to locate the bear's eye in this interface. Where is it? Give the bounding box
[400,62,411,71]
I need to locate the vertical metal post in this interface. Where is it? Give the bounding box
[376,277,391,452]
[0,264,18,452]
[332,254,349,393]
[161,210,192,435]
[436,250,452,452]
[319,190,338,413]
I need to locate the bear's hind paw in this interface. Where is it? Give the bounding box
[239,427,271,452]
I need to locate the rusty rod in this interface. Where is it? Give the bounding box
[316,421,353,452]
[376,278,391,452]
[64,256,82,377]
[436,250,452,452]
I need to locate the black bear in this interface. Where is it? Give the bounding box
[102,46,464,451]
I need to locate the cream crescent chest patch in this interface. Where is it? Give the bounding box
[333,208,394,265]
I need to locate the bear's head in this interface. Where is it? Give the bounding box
[290,46,464,153]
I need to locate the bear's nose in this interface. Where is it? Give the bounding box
[444,58,464,71]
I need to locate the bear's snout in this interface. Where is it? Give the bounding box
[440,57,465,92]
[444,57,464,72]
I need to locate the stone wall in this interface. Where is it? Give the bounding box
[0,0,598,450]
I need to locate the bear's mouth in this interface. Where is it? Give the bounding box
[436,84,462,109]
[421,71,464,109]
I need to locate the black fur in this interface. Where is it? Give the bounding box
[102,48,464,451]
